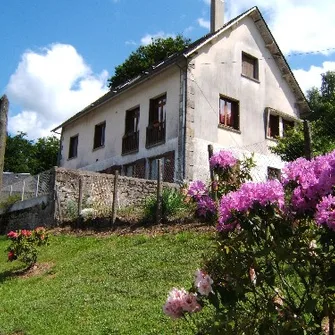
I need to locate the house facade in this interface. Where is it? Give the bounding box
[53,3,309,183]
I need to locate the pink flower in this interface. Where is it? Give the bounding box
[7,231,18,239]
[163,288,201,319]
[181,293,202,313]
[210,150,237,170]
[195,269,214,296]
[188,181,208,201]
[21,230,32,237]
[315,195,335,230]
[163,288,187,319]
[218,180,284,232]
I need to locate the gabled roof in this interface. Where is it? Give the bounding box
[52,6,309,132]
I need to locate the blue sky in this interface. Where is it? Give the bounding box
[1,0,335,139]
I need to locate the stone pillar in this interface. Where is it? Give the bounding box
[0,95,9,189]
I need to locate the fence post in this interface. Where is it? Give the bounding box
[111,171,119,224]
[21,180,25,201]
[208,144,217,201]
[78,177,83,218]
[303,120,313,160]
[35,174,40,198]
[156,159,163,224]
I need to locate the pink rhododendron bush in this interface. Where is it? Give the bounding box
[163,150,335,334]
[6,227,49,267]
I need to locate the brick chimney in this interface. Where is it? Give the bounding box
[211,0,224,33]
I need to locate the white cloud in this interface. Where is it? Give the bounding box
[293,61,335,94]
[125,40,137,46]
[203,0,210,5]
[198,18,210,30]
[226,0,335,55]
[140,32,175,46]
[6,44,108,140]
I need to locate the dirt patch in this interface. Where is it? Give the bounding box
[51,221,216,237]
[12,262,55,279]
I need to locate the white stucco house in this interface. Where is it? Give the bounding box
[52,1,309,183]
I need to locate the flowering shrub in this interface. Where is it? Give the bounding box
[209,150,237,170]
[164,150,335,334]
[6,227,49,267]
[187,150,255,219]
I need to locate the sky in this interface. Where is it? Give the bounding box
[1,0,335,140]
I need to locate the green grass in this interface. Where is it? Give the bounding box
[0,231,214,335]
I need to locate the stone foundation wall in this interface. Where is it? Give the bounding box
[54,167,177,222]
[0,167,177,231]
[0,194,55,234]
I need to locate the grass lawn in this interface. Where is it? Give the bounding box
[0,230,214,335]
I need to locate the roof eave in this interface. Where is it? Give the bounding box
[52,55,187,132]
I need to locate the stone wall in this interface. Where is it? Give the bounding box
[0,167,178,231]
[54,167,177,222]
[0,194,55,234]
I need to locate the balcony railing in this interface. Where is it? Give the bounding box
[122,131,139,155]
[146,121,166,147]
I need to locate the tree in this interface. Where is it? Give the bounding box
[33,136,59,174]
[107,35,191,89]
[4,132,35,173]
[271,71,335,161]
[4,132,59,174]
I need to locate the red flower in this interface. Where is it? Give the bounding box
[21,230,32,237]
[7,231,18,239]
[35,227,45,233]
[8,251,16,262]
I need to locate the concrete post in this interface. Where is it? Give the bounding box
[0,95,9,190]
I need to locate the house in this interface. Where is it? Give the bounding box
[52,1,309,183]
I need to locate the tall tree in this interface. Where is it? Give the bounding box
[4,132,59,174]
[271,71,335,161]
[108,35,191,89]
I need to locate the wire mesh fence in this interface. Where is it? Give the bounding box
[0,169,54,203]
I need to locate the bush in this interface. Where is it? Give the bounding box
[143,188,192,223]
[164,150,335,334]
[6,227,49,267]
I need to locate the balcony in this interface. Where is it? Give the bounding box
[146,121,166,147]
[122,131,139,155]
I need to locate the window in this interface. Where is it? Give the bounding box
[267,108,296,139]
[123,107,140,154]
[123,159,146,179]
[149,151,175,182]
[267,167,281,180]
[268,114,280,138]
[68,135,78,159]
[149,94,166,125]
[93,122,106,149]
[146,94,166,147]
[125,107,139,134]
[242,52,259,80]
[219,96,239,130]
